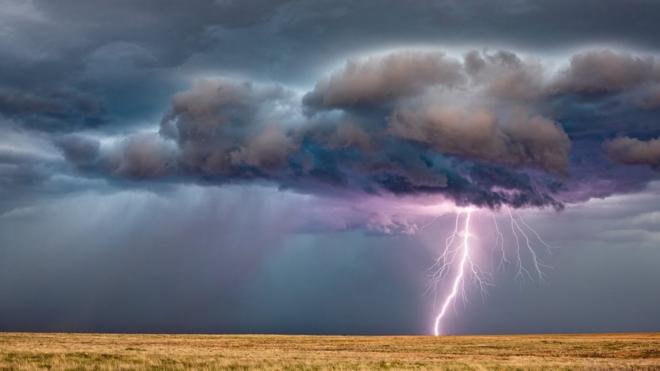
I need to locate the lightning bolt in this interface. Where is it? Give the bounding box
[429,206,552,336]
[433,208,473,336]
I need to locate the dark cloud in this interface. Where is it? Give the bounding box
[106,134,178,179]
[1,0,291,74]
[469,50,545,102]
[0,0,292,134]
[388,105,570,175]
[138,66,569,209]
[2,0,660,336]
[606,136,660,169]
[303,52,465,111]
[160,79,298,176]
[550,50,660,95]
[0,89,106,132]
[56,135,100,167]
[0,121,89,214]
[41,47,660,211]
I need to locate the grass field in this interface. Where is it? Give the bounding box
[0,332,659,370]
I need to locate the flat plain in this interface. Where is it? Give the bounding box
[0,332,659,370]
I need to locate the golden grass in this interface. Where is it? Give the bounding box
[1,332,659,370]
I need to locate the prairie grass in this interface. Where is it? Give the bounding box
[1,332,659,370]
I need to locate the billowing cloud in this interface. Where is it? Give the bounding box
[42,47,660,211]
[2,0,660,214]
[160,79,299,176]
[3,0,660,336]
[106,134,178,179]
[551,50,660,95]
[303,52,465,111]
[606,136,660,169]
[388,105,570,175]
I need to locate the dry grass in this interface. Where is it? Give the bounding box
[1,332,659,370]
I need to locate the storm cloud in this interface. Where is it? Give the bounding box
[2,0,660,335]
[53,48,660,211]
[302,52,465,111]
[606,136,660,169]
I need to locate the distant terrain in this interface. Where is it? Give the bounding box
[1,332,659,369]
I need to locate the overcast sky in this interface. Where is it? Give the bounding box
[1,0,659,335]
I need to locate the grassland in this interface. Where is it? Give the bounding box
[0,332,659,370]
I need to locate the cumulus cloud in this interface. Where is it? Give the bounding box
[303,50,548,113]
[7,47,660,211]
[229,125,297,169]
[55,54,568,209]
[551,50,660,94]
[160,79,299,176]
[388,105,570,175]
[303,52,465,111]
[606,136,660,169]
[467,50,546,102]
[106,134,178,179]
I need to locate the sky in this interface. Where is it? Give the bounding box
[1,0,659,335]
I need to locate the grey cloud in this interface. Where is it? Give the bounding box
[325,121,373,151]
[550,50,660,95]
[0,122,86,213]
[298,48,660,138]
[303,52,465,111]
[5,1,660,134]
[606,136,660,169]
[229,126,297,170]
[161,79,299,176]
[3,39,660,210]
[556,142,655,204]
[301,50,569,174]
[0,0,293,136]
[0,91,62,115]
[7,0,291,69]
[82,42,158,81]
[464,50,487,76]
[56,135,100,167]
[0,89,105,131]
[387,105,497,158]
[0,121,63,168]
[634,85,660,110]
[58,72,568,209]
[503,112,571,175]
[388,105,570,175]
[54,48,660,209]
[164,79,295,139]
[4,0,660,336]
[106,134,178,179]
[472,51,545,102]
[304,49,543,113]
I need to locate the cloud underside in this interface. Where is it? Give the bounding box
[40,48,660,210]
